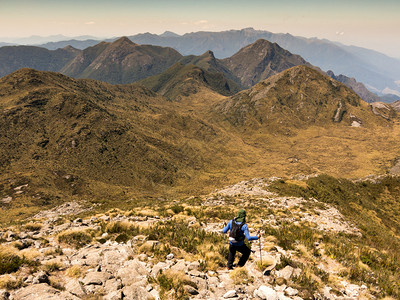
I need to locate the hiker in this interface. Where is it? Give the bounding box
[222,209,259,270]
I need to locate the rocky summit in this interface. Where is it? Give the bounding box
[2,175,397,299]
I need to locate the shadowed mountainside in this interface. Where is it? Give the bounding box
[61,37,183,84]
[221,39,311,88]
[0,45,80,78]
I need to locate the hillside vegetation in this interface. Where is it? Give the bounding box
[1,67,400,224]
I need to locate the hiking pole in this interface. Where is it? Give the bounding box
[258,231,262,272]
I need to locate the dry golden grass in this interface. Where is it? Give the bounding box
[256,255,276,271]
[105,220,134,233]
[20,248,41,260]
[0,275,23,290]
[229,267,252,285]
[65,265,85,278]
[135,209,159,218]
[296,244,313,260]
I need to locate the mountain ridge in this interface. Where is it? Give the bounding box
[61,37,182,84]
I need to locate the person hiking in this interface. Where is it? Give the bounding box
[222,209,259,270]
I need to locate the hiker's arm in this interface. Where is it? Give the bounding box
[222,220,231,234]
[243,224,258,240]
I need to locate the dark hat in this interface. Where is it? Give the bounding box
[235,209,246,223]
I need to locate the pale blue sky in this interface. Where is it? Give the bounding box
[0,0,399,57]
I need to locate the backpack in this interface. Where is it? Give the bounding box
[229,219,245,242]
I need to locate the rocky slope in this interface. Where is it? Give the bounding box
[215,65,388,131]
[222,39,311,88]
[1,175,398,299]
[326,70,380,103]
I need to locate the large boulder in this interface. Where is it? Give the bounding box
[117,259,149,286]
[83,271,113,285]
[254,285,278,300]
[11,283,78,300]
[65,278,86,298]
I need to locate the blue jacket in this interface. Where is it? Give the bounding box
[222,219,258,246]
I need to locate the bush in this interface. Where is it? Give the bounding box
[65,265,84,278]
[0,250,24,275]
[24,222,43,231]
[44,261,64,272]
[57,230,92,249]
[105,221,139,235]
[229,267,252,285]
[156,270,196,300]
[0,275,23,290]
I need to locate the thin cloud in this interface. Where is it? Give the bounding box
[194,20,208,25]
[85,21,95,25]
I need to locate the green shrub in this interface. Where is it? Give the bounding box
[115,233,130,243]
[170,205,184,214]
[0,251,24,275]
[57,230,92,249]
[156,270,197,300]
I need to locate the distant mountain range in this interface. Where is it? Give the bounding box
[0,37,386,103]
[27,28,399,98]
[0,34,99,45]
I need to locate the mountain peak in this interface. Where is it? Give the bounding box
[112,36,136,46]
[200,50,215,59]
[222,39,309,88]
[160,31,180,38]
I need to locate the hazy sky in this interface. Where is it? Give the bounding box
[1,0,399,58]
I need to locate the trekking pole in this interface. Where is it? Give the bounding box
[258,231,262,272]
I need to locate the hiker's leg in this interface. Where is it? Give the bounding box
[227,245,236,269]
[237,244,251,267]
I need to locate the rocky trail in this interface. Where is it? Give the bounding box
[0,178,379,299]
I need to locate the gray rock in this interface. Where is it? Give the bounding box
[0,290,9,300]
[59,291,80,299]
[65,278,86,297]
[185,285,199,295]
[170,260,186,272]
[138,253,147,261]
[277,292,291,300]
[103,290,124,300]
[18,232,28,239]
[276,266,294,280]
[254,285,278,300]
[117,259,149,286]
[24,275,34,284]
[223,290,237,298]
[104,278,122,293]
[123,285,153,299]
[11,283,60,299]
[102,247,130,272]
[149,288,160,299]
[83,271,113,285]
[151,262,167,276]
[285,287,298,296]
[188,261,200,271]
[32,271,49,284]
[166,253,174,260]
